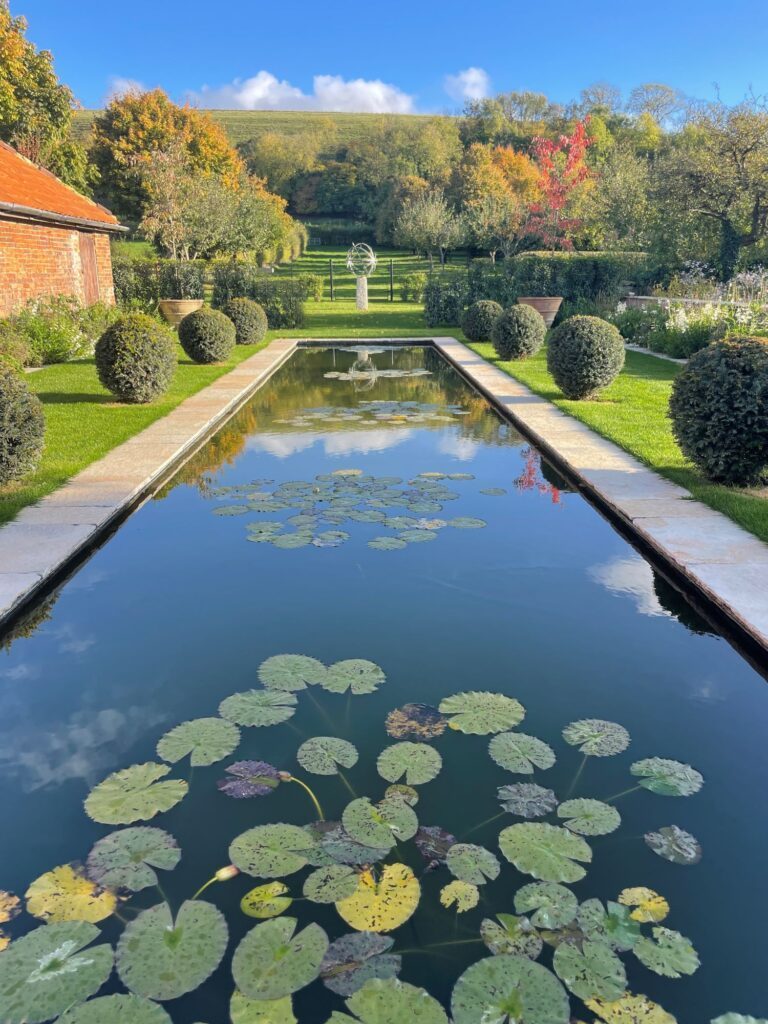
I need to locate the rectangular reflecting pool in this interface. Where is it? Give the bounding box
[0,344,766,1023]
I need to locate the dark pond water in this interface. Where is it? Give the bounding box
[1,345,766,1022]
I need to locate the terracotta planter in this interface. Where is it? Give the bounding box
[158,298,204,327]
[517,296,563,328]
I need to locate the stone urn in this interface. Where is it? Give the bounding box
[517,296,563,328]
[158,298,204,327]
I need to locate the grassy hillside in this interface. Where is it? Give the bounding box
[71,108,452,147]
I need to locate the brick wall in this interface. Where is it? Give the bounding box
[0,217,115,316]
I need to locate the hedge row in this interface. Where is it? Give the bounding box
[211,265,306,328]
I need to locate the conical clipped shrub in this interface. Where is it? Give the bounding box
[0,368,45,484]
[461,300,502,343]
[95,313,176,404]
[492,304,546,360]
[547,315,625,399]
[179,307,236,364]
[669,336,768,485]
[222,298,268,345]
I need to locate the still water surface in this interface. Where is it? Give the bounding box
[0,345,766,1020]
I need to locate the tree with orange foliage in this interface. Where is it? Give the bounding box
[89,88,243,223]
[459,143,541,260]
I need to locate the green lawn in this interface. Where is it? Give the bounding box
[470,343,768,545]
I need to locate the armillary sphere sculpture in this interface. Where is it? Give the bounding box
[346,242,377,311]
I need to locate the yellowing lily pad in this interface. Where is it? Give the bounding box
[25,864,117,924]
[618,887,669,923]
[241,882,293,919]
[85,762,188,825]
[0,891,20,924]
[335,863,420,933]
[440,880,479,912]
[586,993,678,1024]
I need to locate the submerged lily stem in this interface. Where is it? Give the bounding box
[604,785,642,803]
[288,775,325,820]
[463,810,505,838]
[306,689,337,732]
[338,769,357,798]
[154,881,170,906]
[565,754,587,798]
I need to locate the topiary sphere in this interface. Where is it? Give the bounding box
[461,300,503,343]
[222,297,268,345]
[95,313,176,404]
[0,368,45,485]
[491,304,547,360]
[669,336,768,486]
[547,315,625,399]
[178,307,236,364]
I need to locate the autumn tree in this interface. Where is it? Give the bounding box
[90,88,243,223]
[458,144,540,259]
[524,120,593,249]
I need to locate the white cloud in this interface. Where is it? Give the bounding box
[444,67,491,103]
[104,76,147,102]
[193,71,415,113]
[588,556,668,618]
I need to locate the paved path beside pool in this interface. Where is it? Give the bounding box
[433,336,768,655]
[0,338,298,624]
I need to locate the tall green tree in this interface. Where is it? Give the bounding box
[394,189,465,268]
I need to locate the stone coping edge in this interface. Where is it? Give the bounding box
[431,336,768,663]
[0,338,298,630]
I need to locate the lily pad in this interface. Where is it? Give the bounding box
[0,891,20,926]
[25,864,117,923]
[230,990,296,1024]
[514,883,578,929]
[271,533,312,549]
[313,530,351,548]
[87,827,181,892]
[586,993,678,1024]
[489,732,556,774]
[297,737,359,776]
[232,917,328,1001]
[634,927,699,978]
[57,995,172,1024]
[258,654,328,691]
[331,978,449,1024]
[384,784,419,806]
[377,742,442,785]
[617,887,669,924]
[578,900,642,952]
[439,692,525,734]
[553,939,627,1002]
[342,797,418,849]
[218,761,282,799]
[368,537,407,551]
[498,783,558,819]
[385,703,447,740]
[448,517,487,529]
[304,865,360,903]
[630,758,703,796]
[451,954,570,1024]
[241,882,293,919]
[711,1018,768,1024]
[85,762,188,825]
[156,717,240,767]
[230,824,319,878]
[400,529,438,543]
[480,488,507,496]
[480,914,543,960]
[499,823,592,883]
[320,932,401,997]
[307,823,390,867]
[219,689,297,727]
[644,825,702,865]
[0,921,113,1024]
[557,799,621,836]
[446,843,500,885]
[321,660,386,695]
[335,864,421,933]
[440,880,479,912]
[562,720,630,757]
[116,899,227,1001]
[414,825,457,865]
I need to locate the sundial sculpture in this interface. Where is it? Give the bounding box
[346,242,377,311]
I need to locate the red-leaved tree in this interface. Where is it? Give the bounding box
[524,119,593,249]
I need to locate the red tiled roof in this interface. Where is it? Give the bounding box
[0,141,120,229]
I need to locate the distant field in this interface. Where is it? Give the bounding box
[71,109,451,147]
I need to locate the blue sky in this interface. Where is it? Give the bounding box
[17,0,768,111]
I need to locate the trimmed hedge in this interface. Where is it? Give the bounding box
[222,298,268,345]
[0,368,45,484]
[400,271,428,303]
[112,258,205,308]
[461,300,502,342]
[294,273,324,301]
[211,264,306,328]
[423,276,469,328]
[492,305,546,360]
[669,336,768,486]
[178,307,236,364]
[547,315,625,399]
[95,313,176,403]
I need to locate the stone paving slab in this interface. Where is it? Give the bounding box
[433,336,768,653]
[0,339,297,623]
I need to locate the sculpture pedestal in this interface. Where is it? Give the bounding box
[355,276,369,311]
